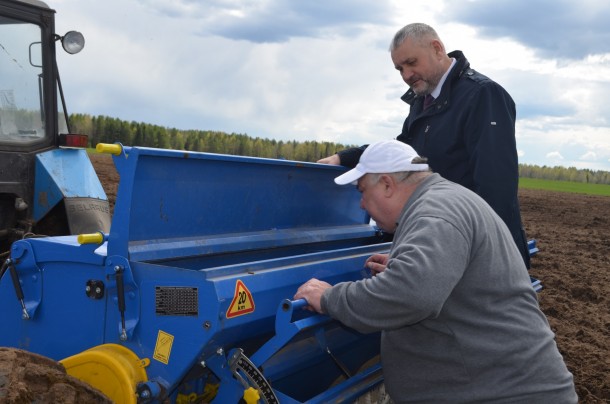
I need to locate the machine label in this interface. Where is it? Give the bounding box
[226,280,255,318]
[153,330,174,364]
[155,286,198,316]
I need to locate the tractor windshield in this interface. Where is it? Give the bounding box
[0,15,65,145]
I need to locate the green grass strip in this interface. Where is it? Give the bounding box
[519,177,610,196]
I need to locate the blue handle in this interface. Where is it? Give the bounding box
[284,298,308,311]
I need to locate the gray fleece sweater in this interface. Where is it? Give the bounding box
[322,174,577,403]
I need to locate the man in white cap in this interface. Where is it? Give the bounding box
[295,140,577,403]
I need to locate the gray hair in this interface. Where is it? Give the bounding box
[367,156,431,185]
[389,23,441,52]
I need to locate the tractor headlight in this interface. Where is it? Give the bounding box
[61,31,85,54]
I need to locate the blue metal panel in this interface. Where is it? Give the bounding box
[33,148,107,221]
[1,238,108,356]
[108,146,370,260]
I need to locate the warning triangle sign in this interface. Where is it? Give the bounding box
[226,280,255,318]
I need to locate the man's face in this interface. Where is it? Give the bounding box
[357,175,394,233]
[391,36,445,96]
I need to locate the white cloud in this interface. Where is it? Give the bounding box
[546,152,564,160]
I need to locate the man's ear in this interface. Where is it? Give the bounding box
[378,174,395,197]
[431,39,445,57]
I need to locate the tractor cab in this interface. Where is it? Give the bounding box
[0,0,110,253]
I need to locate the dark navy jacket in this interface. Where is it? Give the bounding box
[338,51,530,268]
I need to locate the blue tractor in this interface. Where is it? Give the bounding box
[0,0,110,254]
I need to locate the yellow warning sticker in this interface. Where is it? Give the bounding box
[226,280,255,318]
[153,330,174,364]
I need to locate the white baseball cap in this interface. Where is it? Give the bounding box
[334,140,429,185]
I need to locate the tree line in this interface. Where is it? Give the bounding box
[69,113,351,163]
[519,164,609,185]
[69,114,610,185]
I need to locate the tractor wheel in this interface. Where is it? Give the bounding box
[0,347,112,403]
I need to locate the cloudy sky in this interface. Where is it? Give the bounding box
[52,0,610,171]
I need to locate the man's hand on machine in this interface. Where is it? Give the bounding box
[294,278,331,314]
[365,253,389,276]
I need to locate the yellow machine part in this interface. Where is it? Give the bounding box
[60,343,150,404]
[243,387,260,404]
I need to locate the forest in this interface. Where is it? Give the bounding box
[69,113,610,185]
[70,113,345,163]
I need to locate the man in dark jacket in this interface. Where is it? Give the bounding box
[318,23,530,268]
